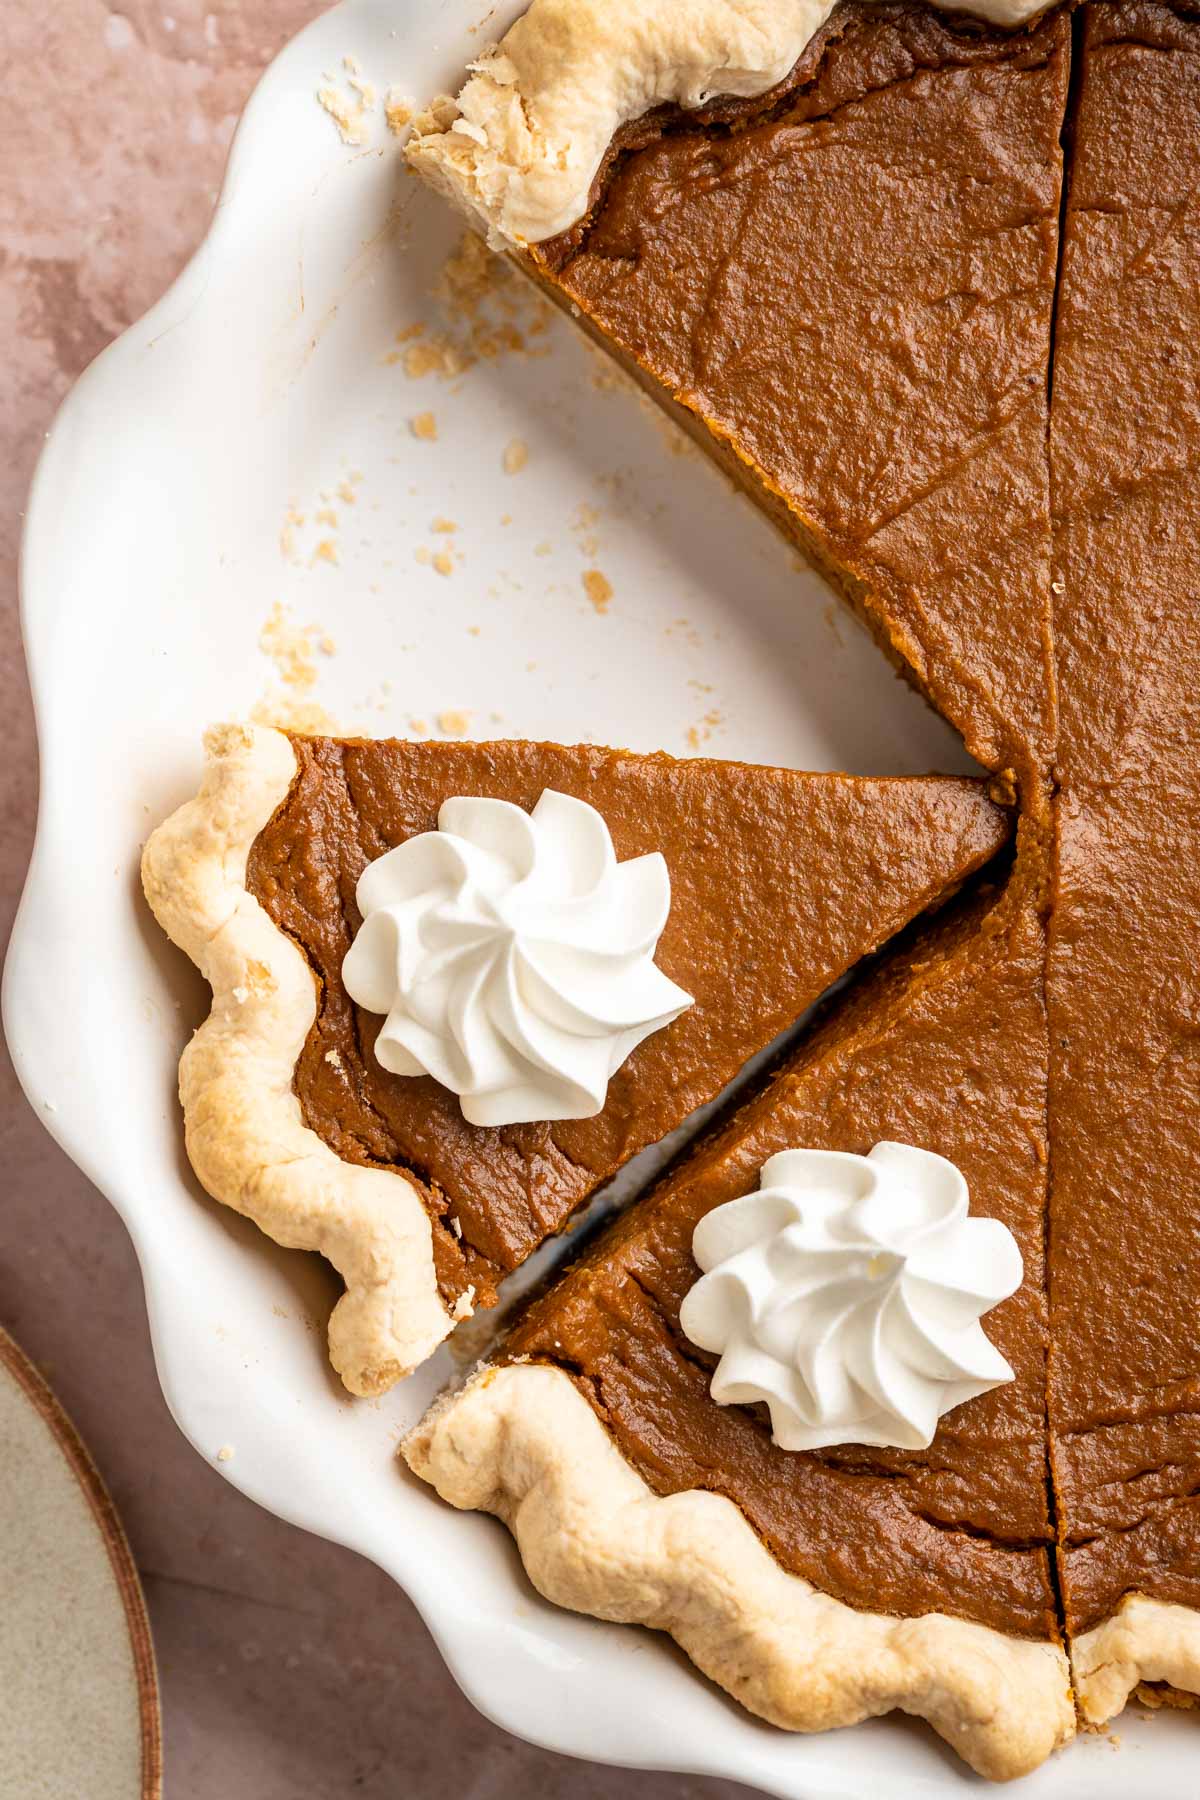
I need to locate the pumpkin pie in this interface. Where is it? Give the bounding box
[404,0,1200,1773]
[142,723,1007,1393]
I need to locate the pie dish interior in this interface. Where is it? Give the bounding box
[126,0,1200,1778]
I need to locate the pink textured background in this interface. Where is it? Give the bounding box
[0,6,755,1796]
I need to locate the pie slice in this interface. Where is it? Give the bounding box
[408,867,1073,1780]
[1045,0,1200,1721]
[411,0,1069,790]
[142,723,1008,1392]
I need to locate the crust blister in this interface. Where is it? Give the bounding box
[405,1362,1075,1780]
[141,723,455,1393]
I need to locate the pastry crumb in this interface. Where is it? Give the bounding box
[502,437,529,475]
[582,569,613,614]
[384,86,412,134]
[432,550,454,577]
[437,709,471,737]
[260,601,326,692]
[410,411,438,440]
[215,1444,235,1463]
[251,695,340,736]
[451,1284,477,1322]
[311,538,338,566]
[685,707,725,750]
[572,501,602,559]
[324,1047,343,1070]
[432,516,457,533]
[279,503,305,563]
[403,335,471,380]
[438,230,502,316]
[316,83,369,147]
[389,235,556,392]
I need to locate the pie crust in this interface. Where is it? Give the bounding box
[1071,1597,1200,1726]
[141,723,454,1392]
[408,0,1050,246]
[406,1363,1074,1781]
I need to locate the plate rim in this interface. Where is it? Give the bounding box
[0,1325,163,1800]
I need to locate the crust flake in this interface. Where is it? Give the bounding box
[405,1362,1075,1779]
[141,723,454,1393]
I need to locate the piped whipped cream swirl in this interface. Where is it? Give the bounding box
[679,1142,1021,1452]
[342,790,692,1127]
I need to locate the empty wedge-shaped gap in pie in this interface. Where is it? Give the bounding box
[142,722,1011,1394]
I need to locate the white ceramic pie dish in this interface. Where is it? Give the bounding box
[6,2,1191,1793]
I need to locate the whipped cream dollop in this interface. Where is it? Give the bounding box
[341,790,692,1127]
[679,1142,1021,1452]
[409,0,1055,245]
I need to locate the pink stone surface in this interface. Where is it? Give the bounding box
[0,7,756,1797]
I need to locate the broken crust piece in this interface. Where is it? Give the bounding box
[405,1363,1074,1782]
[141,723,452,1394]
[406,0,1053,249]
[1071,1597,1200,1726]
